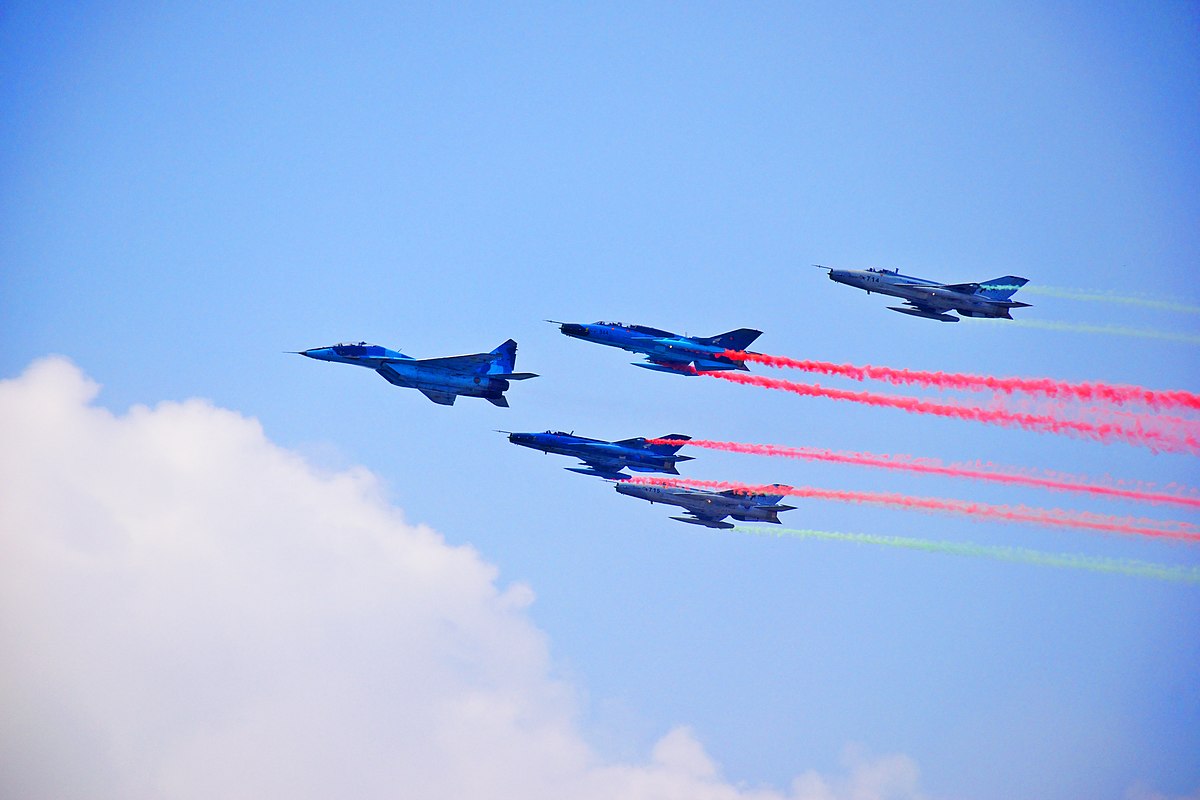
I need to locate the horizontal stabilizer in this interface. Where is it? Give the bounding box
[490,372,539,381]
[486,395,509,408]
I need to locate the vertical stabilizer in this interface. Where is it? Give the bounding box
[487,339,519,374]
[978,276,1029,301]
[700,328,762,351]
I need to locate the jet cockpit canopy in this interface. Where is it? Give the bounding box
[332,342,386,358]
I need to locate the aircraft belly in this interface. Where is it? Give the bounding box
[410,374,498,395]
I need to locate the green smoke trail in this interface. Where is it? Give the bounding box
[1019,285,1200,315]
[733,526,1200,584]
[981,318,1200,346]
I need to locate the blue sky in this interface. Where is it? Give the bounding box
[2,3,1198,798]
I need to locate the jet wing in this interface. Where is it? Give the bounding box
[690,360,741,371]
[902,299,947,311]
[566,463,629,480]
[672,510,734,529]
[577,455,627,473]
[634,359,699,376]
[411,353,495,375]
[894,281,980,295]
[418,388,458,405]
[888,302,960,322]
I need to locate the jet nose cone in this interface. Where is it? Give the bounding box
[559,323,589,337]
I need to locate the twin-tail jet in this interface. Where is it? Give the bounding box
[615,481,796,529]
[549,320,762,375]
[815,265,1031,322]
[296,339,537,406]
[503,431,693,480]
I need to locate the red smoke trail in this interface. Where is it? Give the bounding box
[628,476,1200,543]
[647,438,1200,510]
[725,350,1200,412]
[703,371,1200,455]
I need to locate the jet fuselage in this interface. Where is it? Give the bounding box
[615,482,794,528]
[506,431,692,479]
[298,340,536,406]
[554,321,762,374]
[824,267,1030,321]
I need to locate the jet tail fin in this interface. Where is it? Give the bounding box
[647,434,691,455]
[977,276,1029,300]
[751,484,789,505]
[698,328,762,352]
[486,394,510,408]
[487,339,519,374]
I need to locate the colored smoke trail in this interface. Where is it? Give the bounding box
[722,350,1200,411]
[1018,285,1200,316]
[647,438,1200,510]
[988,318,1200,347]
[629,476,1200,543]
[701,371,1200,454]
[732,527,1200,585]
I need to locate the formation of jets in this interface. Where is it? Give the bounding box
[295,263,1033,527]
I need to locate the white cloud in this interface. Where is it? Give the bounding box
[0,357,927,800]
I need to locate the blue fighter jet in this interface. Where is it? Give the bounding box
[549,320,762,375]
[615,481,796,529]
[296,339,537,406]
[815,264,1031,322]
[503,431,693,480]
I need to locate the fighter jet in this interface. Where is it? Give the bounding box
[295,339,537,406]
[549,320,762,374]
[815,265,1031,322]
[615,481,796,529]
[503,431,694,480]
